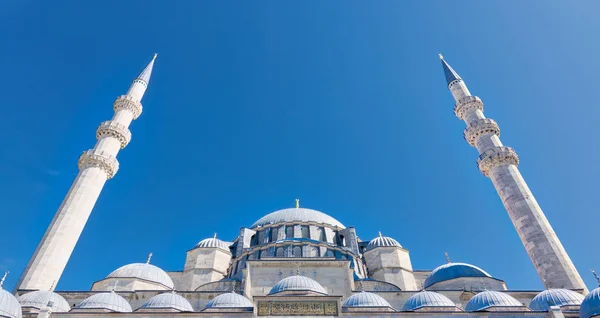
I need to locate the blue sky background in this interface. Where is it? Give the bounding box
[1,1,599,291]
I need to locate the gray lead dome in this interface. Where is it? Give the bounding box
[251,208,345,229]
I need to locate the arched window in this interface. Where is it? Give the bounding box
[276,247,285,257]
[301,226,309,238]
[263,228,271,244]
[293,246,302,257]
[324,249,334,257]
[286,226,294,239]
[338,235,346,246]
[271,227,278,241]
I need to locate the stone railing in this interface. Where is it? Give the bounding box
[477,146,519,177]
[78,149,119,179]
[113,95,143,119]
[454,96,484,120]
[96,121,132,148]
[464,118,500,147]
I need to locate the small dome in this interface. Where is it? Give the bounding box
[107,263,174,289]
[18,291,70,312]
[76,292,132,312]
[251,208,345,229]
[529,289,584,311]
[269,275,328,295]
[0,289,22,318]
[580,287,600,318]
[139,292,193,312]
[366,235,402,251]
[205,292,253,308]
[424,262,491,289]
[343,292,392,308]
[402,291,455,311]
[195,237,230,252]
[465,290,523,312]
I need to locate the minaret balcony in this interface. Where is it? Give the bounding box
[454,96,483,120]
[477,146,519,177]
[96,121,132,148]
[78,149,120,179]
[464,118,500,147]
[114,95,143,119]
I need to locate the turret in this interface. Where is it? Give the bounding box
[16,55,157,291]
[181,236,233,291]
[439,54,587,292]
[363,233,417,290]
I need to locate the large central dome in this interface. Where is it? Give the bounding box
[251,208,345,229]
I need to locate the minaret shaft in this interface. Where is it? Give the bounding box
[442,57,587,292]
[16,56,155,291]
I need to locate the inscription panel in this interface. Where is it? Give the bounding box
[257,301,338,316]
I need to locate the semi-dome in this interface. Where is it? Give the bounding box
[205,292,253,308]
[343,291,392,308]
[0,288,22,318]
[251,208,345,229]
[402,291,455,311]
[18,291,70,312]
[139,292,193,312]
[107,263,174,289]
[580,287,600,318]
[76,292,132,312]
[366,234,402,251]
[424,262,491,289]
[268,275,328,295]
[195,237,230,252]
[465,290,523,312]
[529,289,584,311]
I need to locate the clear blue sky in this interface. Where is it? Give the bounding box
[1,1,599,291]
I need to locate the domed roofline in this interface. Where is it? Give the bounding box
[424,262,493,289]
[342,291,394,310]
[269,275,328,296]
[529,289,584,311]
[251,208,345,229]
[138,292,193,312]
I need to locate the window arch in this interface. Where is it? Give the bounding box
[276,247,285,257]
[286,226,294,239]
[292,246,302,257]
[301,226,309,238]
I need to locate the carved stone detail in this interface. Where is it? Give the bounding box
[113,95,143,119]
[477,146,519,177]
[464,118,500,147]
[78,149,119,179]
[454,96,484,120]
[96,121,131,148]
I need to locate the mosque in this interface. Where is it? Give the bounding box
[1,54,599,318]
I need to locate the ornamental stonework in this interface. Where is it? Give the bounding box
[454,96,484,120]
[78,149,120,179]
[477,146,519,177]
[257,301,338,316]
[114,95,143,119]
[96,121,132,148]
[464,118,500,147]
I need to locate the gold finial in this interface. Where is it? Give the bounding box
[296,263,301,276]
[438,53,444,60]
[146,252,153,264]
[112,280,119,292]
[295,199,299,209]
[214,233,217,239]
[0,271,8,289]
[153,53,158,60]
[378,231,382,237]
[444,252,451,264]
[591,269,600,286]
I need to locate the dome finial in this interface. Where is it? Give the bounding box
[146,252,153,264]
[111,280,119,292]
[591,269,600,286]
[295,199,299,209]
[378,231,382,237]
[296,264,301,276]
[49,280,56,291]
[213,232,217,239]
[0,271,8,289]
[444,252,451,264]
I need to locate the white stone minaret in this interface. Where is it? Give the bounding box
[16,55,157,291]
[439,54,587,293]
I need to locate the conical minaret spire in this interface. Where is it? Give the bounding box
[16,55,157,292]
[439,55,587,293]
